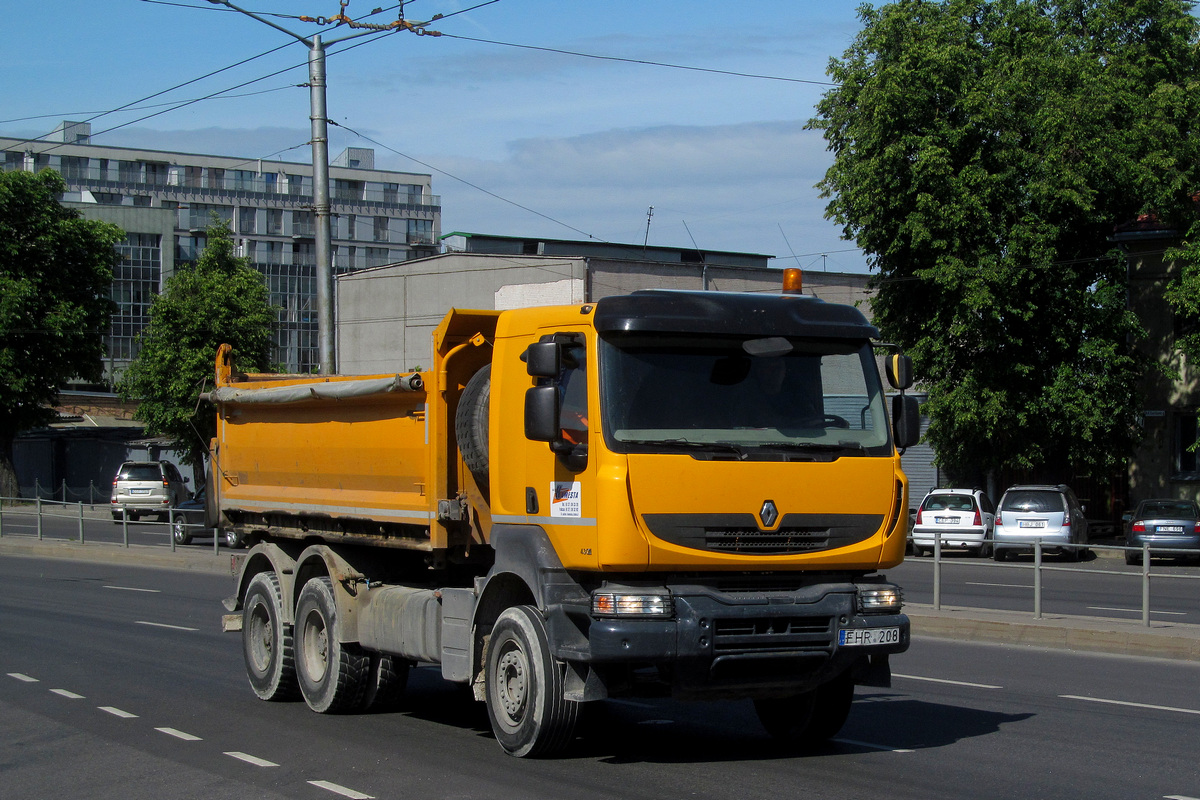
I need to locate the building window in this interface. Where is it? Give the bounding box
[365,247,390,268]
[108,233,162,364]
[60,156,89,181]
[373,217,389,242]
[292,210,314,238]
[184,166,203,188]
[208,168,225,191]
[1174,411,1200,478]
[267,208,283,235]
[407,218,433,245]
[144,162,169,186]
[239,207,257,235]
[334,179,364,202]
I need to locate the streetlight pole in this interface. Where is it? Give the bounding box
[203,2,437,373]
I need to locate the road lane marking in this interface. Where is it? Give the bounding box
[156,727,202,741]
[50,689,84,699]
[965,581,1030,589]
[104,585,161,593]
[308,780,375,799]
[1164,795,1200,799]
[8,673,38,682]
[225,751,279,767]
[99,706,138,718]
[1087,606,1188,616]
[1061,695,1200,716]
[836,738,914,753]
[894,673,1002,689]
[135,620,199,632]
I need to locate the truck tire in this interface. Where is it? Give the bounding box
[485,604,579,757]
[294,576,369,714]
[242,572,299,701]
[754,671,854,746]
[360,653,410,712]
[455,364,491,487]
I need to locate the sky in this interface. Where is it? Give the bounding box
[2,0,871,272]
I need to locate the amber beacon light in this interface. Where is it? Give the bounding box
[782,267,803,294]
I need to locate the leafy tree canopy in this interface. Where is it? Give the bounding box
[0,169,121,496]
[118,220,275,470]
[809,0,1200,485]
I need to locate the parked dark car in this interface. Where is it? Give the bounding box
[1124,498,1200,565]
[171,487,244,548]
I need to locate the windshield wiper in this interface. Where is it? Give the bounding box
[621,438,749,459]
[756,441,867,455]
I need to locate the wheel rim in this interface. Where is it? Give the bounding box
[301,610,330,683]
[494,640,529,725]
[247,600,273,673]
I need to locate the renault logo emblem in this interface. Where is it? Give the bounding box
[759,499,779,529]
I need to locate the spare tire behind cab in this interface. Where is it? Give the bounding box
[455,364,490,488]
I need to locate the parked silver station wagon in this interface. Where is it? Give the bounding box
[993,484,1089,561]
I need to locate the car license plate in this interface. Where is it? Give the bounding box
[1019,520,1046,528]
[1157,525,1185,533]
[839,627,900,647]
[130,488,151,495]
[935,516,959,524]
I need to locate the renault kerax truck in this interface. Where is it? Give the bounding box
[211,269,920,757]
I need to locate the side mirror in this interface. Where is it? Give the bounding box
[892,394,921,449]
[525,385,560,442]
[886,353,913,391]
[525,342,561,378]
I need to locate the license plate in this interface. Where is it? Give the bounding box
[130,488,151,495]
[1019,520,1046,528]
[1157,525,1184,533]
[934,517,959,524]
[839,627,901,647]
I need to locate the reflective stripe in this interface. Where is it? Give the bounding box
[225,500,433,523]
[491,514,598,527]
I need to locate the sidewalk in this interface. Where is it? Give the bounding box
[2,535,1197,661]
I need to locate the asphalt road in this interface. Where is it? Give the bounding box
[2,554,1198,800]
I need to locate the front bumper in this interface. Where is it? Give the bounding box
[572,584,908,698]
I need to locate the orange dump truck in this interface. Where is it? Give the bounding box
[212,271,919,757]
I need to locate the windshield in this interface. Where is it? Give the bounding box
[599,333,891,457]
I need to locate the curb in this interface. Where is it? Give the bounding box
[0,536,233,575]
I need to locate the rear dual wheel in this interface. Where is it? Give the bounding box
[242,572,298,701]
[294,576,369,714]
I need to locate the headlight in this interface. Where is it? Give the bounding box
[591,592,673,618]
[858,585,903,613]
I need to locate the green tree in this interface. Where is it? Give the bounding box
[119,220,274,471]
[0,170,121,497]
[809,0,1200,487]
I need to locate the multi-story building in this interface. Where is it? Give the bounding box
[1,120,440,376]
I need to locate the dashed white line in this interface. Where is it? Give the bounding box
[225,751,279,767]
[836,737,914,754]
[1087,606,1188,616]
[8,672,38,682]
[135,620,199,632]
[156,727,202,741]
[50,689,84,699]
[964,581,1030,589]
[1164,795,1200,799]
[1061,695,1200,716]
[99,706,138,719]
[894,673,1002,690]
[104,585,161,593]
[308,780,375,799]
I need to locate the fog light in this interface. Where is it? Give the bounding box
[592,592,673,618]
[859,585,903,612]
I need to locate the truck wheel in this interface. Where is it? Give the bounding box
[754,672,854,746]
[242,572,298,701]
[485,604,579,757]
[455,364,490,487]
[172,520,191,546]
[360,654,410,712]
[294,576,368,713]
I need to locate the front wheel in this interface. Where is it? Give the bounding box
[485,605,580,757]
[294,577,368,713]
[754,671,854,746]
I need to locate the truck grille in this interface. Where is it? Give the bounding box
[704,527,828,553]
[642,512,882,556]
[713,616,834,654]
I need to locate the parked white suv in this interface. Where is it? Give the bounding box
[910,488,995,556]
[111,460,189,522]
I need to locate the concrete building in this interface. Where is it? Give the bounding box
[1,120,441,377]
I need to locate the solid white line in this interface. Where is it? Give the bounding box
[156,727,202,741]
[836,738,915,754]
[965,581,1030,589]
[135,620,199,632]
[1061,695,1200,716]
[1087,606,1188,616]
[50,689,84,699]
[894,673,1002,690]
[225,751,279,767]
[8,672,38,682]
[104,585,161,593]
[308,780,375,799]
[99,706,138,719]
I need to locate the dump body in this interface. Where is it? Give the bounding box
[215,285,914,757]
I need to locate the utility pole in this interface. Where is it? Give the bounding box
[643,205,654,256]
[204,1,438,373]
